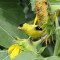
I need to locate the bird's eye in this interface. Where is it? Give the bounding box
[35,26,42,30]
[19,24,23,27]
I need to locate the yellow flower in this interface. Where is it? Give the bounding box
[8,44,21,59]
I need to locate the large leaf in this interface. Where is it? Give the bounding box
[0,50,9,60]
[35,57,44,60]
[0,0,28,48]
[45,56,60,60]
[36,56,60,60]
[13,51,36,60]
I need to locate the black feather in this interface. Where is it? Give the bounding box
[35,26,42,30]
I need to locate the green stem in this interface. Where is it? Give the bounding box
[53,15,60,56]
[33,35,48,47]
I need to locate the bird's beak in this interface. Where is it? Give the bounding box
[17,26,22,30]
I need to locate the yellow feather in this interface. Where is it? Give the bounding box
[18,23,44,39]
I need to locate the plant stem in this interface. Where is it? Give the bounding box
[53,14,60,56]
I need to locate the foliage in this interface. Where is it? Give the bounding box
[0,0,60,60]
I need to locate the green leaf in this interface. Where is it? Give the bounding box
[50,5,60,12]
[0,0,28,48]
[46,56,60,60]
[0,50,10,60]
[2,55,10,60]
[55,16,59,27]
[53,15,60,56]
[35,56,60,60]
[38,47,46,54]
[30,0,36,11]
[36,56,60,60]
[35,57,44,60]
[13,51,36,60]
[50,0,60,4]
[54,27,60,56]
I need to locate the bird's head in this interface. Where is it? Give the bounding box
[17,23,32,31]
[17,23,43,31]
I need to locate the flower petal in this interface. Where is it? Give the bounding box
[10,45,20,59]
[8,44,18,53]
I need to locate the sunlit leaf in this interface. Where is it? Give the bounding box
[13,51,36,60]
[0,50,10,60]
[46,56,60,60]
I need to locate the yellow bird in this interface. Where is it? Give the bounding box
[17,23,44,39]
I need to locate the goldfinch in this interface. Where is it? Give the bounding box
[17,23,44,39]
